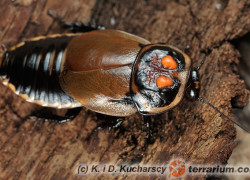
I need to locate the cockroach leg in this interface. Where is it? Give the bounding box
[95,114,125,131]
[86,115,125,141]
[142,116,155,148]
[48,9,105,33]
[28,107,82,124]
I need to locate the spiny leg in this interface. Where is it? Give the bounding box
[48,9,105,33]
[142,116,155,149]
[29,107,82,124]
[86,114,125,141]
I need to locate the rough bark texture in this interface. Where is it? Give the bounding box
[0,0,249,179]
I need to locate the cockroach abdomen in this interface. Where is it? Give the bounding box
[0,34,81,108]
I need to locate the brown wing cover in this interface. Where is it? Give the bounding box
[61,30,150,116]
[65,30,150,72]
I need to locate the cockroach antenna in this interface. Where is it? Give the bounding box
[196,56,206,71]
[195,55,250,133]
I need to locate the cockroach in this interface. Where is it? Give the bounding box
[0,10,248,132]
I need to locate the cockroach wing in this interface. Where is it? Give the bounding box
[61,30,150,116]
[65,29,150,72]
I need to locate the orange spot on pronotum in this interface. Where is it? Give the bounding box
[161,56,177,69]
[156,76,173,88]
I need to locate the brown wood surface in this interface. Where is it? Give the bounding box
[0,0,249,179]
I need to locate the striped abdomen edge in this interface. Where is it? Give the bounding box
[0,35,81,108]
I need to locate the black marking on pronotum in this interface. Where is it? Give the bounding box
[0,35,81,108]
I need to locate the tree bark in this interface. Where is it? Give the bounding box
[0,0,249,179]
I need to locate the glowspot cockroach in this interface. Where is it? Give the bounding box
[0,10,249,132]
[0,30,192,116]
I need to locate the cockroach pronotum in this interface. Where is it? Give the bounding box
[0,10,249,132]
